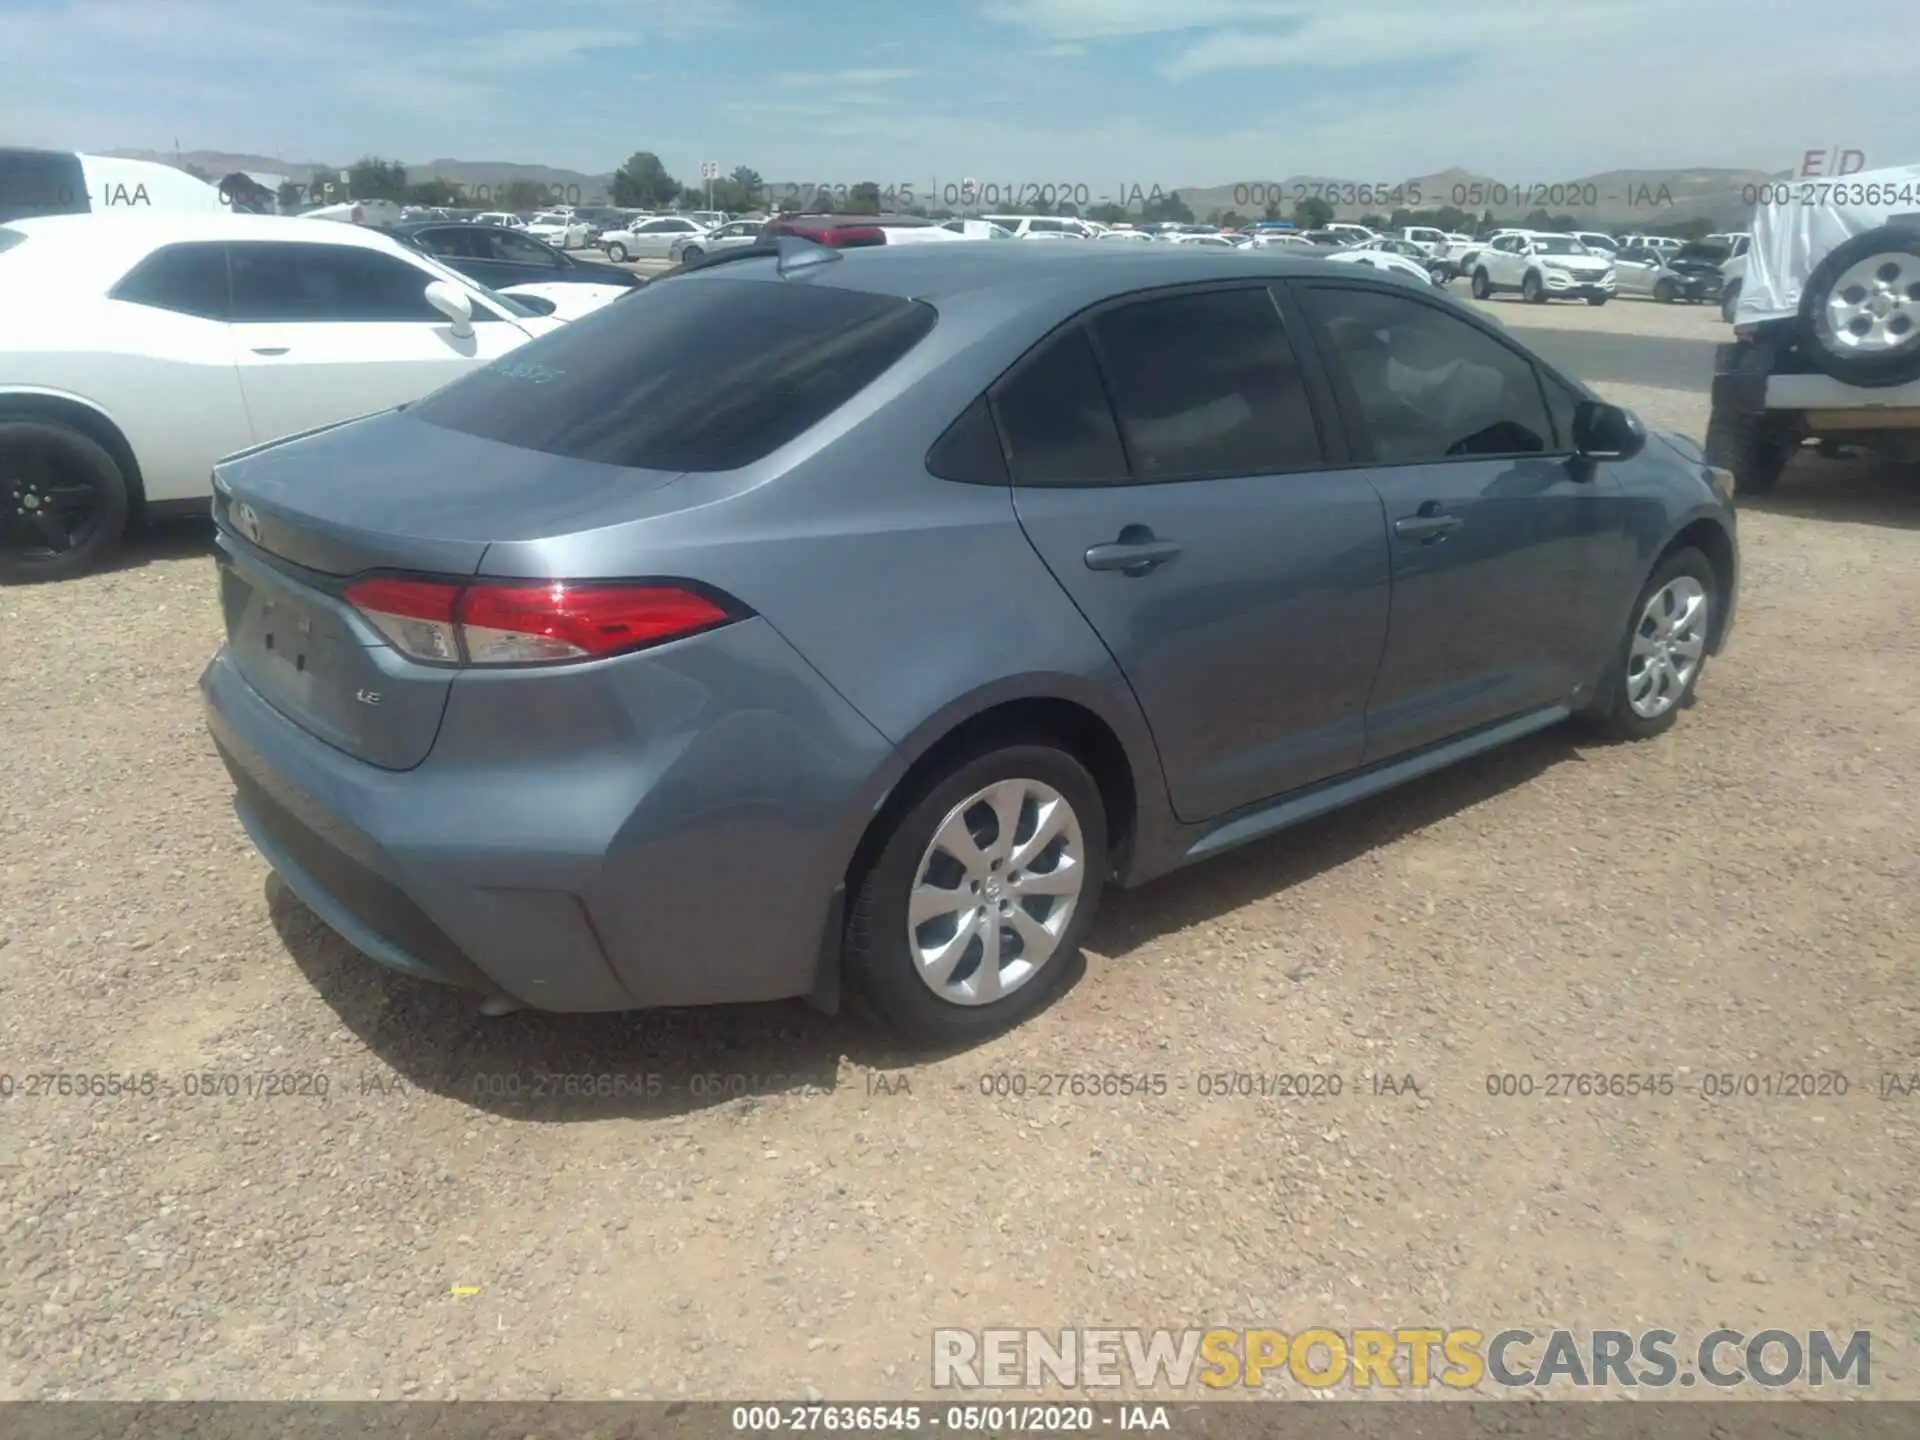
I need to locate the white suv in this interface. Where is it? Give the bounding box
[1470,231,1616,305]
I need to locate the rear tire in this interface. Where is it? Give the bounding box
[1704,405,1797,496]
[1581,547,1717,742]
[1471,268,1491,300]
[844,742,1107,1042]
[0,419,131,584]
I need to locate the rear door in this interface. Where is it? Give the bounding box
[226,239,526,445]
[1296,280,1634,762]
[1004,283,1392,823]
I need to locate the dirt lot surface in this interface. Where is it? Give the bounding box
[2,312,1918,1402]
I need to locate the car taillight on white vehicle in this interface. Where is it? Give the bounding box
[345,577,739,666]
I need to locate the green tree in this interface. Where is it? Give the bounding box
[405,178,465,207]
[1087,202,1129,225]
[611,151,682,209]
[847,181,883,214]
[348,156,408,202]
[1263,198,1282,222]
[1292,194,1334,228]
[1359,213,1389,230]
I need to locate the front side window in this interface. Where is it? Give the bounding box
[227,241,445,323]
[1302,285,1553,463]
[110,242,231,319]
[1089,287,1323,480]
[484,229,558,266]
[411,276,936,472]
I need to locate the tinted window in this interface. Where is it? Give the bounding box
[413,226,483,260]
[993,327,1127,486]
[1089,288,1322,479]
[0,150,87,222]
[110,242,231,319]
[411,276,936,471]
[1303,286,1553,463]
[228,242,443,322]
[483,229,557,266]
[926,396,1009,486]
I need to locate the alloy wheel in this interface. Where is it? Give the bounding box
[2,450,103,561]
[906,778,1086,1006]
[1626,576,1709,719]
[1821,252,1920,355]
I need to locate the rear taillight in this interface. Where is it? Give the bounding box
[818,226,885,247]
[345,578,738,666]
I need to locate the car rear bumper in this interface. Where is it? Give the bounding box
[201,617,898,1012]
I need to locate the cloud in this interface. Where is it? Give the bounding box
[981,0,1302,39]
[774,68,919,86]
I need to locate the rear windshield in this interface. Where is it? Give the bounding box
[0,150,88,223]
[411,274,937,472]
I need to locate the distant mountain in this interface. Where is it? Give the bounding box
[103,149,615,201]
[106,149,1781,226]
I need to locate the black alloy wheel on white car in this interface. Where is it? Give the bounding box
[0,419,130,584]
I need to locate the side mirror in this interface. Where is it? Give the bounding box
[424,279,474,337]
[1572,400,1646,462]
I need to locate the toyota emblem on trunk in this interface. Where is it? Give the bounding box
[234,503,262,543]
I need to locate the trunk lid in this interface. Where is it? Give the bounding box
[211,409,691,769]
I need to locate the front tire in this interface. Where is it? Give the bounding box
[1587,294,1609,306]
[1582,547,1717,742]
[0,419,131,584]
[1471,268,1491,300]
[844,742,1107,1042]
[1653,277,1678,304]
[1522,270,1546,303]
[604,241,628,263]
[680,244,704,262]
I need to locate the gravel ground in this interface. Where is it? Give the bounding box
[3,345,1918,1402]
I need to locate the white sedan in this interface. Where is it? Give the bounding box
[0,212,563,581]
[600,215,709,262]
[524,211,591,250]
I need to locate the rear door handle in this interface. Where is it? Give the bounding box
[250,346,290,356]
[1393,511,1462,542]
[1085,531,1182,575]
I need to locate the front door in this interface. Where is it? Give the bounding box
[1296,281,1632,762]
[1001,284,1392,823]
[226,239,525,446]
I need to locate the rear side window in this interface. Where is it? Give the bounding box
[410,276,937,472]
[0,150,87,223]
[228,241,444,322]
[111,242,231,319]
[992,327,1128,486]
[1088,287,1323,479]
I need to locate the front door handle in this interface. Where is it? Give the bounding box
[1085,527,1181,575]
[1393,508,1462,542]
[250,346,290,356]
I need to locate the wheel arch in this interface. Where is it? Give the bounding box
[1659,516,1737,653]
[842,689,1151,898]
[0,388,147,516]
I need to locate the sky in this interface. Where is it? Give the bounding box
[1,0,1915,186]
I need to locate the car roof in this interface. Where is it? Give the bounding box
[672,239,1476,308]
[0,211,423,277]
